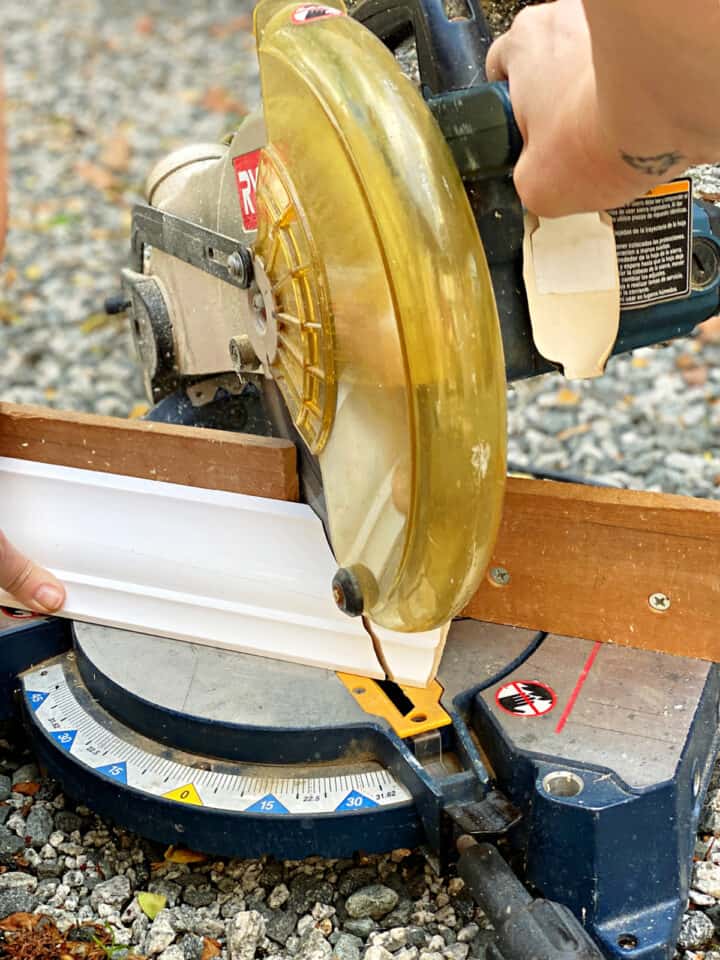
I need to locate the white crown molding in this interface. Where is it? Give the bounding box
[0,457,446,686]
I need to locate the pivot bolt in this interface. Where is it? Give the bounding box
[227,249,253,288]
[332,568,364,618]
[648,592,670,612]
[489,565,511,587]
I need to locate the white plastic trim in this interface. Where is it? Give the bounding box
[0,457,447,686]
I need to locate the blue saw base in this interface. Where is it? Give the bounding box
[4,617,717,960]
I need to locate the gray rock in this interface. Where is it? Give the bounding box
[371,928,407,951]
[261,906,299,944]
[91,874,132,908]
[346,886,399,921]
[297,926,333,960]
[0,888,36,918]
[289,876,335,914]
[0,776,11,802]
[0,871,37,892]
[338,868,378,898]
[178,933,205,960]
[146,910,178,956]
[0,825,24,857]
[167,905,197,934]
[678,910,715,950]
[150,880,183,908]
[11,763,38,786]
[54,811,83,834]
[26,805,54,846]
[227,910,266,960]
[268,882,291,909]
[158,947,185,960]
[332,933,362,960]
[362,948,393,960]
[343,917,377,938]
[0,806,10,826]
[693,861,720,898]
[182,885,216,908]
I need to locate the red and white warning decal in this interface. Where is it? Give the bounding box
[495,680,557,718]
[232,149,261,232]
[291,4,344,23]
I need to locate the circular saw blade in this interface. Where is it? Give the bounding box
[254,0,506,633]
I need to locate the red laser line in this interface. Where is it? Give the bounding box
[554,642,602,734]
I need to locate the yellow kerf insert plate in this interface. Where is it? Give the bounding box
[254,0,506,632]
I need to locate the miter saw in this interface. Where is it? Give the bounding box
[4,0,720,958]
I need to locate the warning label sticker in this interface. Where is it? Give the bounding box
[495,680,557,718]
[609,179,692,309]
[291,4,344,23]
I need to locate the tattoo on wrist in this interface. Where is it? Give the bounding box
[620,150,686,176]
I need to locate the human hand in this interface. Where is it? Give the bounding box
[0,530,65,613]
[485,0,685,217]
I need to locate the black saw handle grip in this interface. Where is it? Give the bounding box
[351,0,493,94]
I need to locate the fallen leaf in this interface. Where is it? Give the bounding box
[201,85,247,116]
[24,264,43,281]
[135,14,155,34]
[631,356,648,369]
[556,422,591,442]
[201,937,222,960]
[698,191,720,203]
[100,129,131,173]
[553,387,581,406]
[210,15,252,37]
[682,364,708,387]
[13,782,40,796]
[137,891,167,920]
[697,314,720,344]
[164,845,207,864]
[2,266,17,288]
[129,403,150,419]
[0,912,40,931]
[80,313,112,334]
[75,161,117,192]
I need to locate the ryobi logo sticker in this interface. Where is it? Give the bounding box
[291,4,344,23]
[233,149,261,232]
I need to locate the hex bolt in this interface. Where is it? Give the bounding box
[648,592,671,612]
[489,565,511,587]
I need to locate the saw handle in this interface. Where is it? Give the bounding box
[352,0,493,94]
[428,81,522,179]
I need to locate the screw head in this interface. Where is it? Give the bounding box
[648,592,671,612]
[489,565,511,587]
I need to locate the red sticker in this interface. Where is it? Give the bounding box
[291,4,344,23]
[495,680,557,718]
[0,606,39,621]
[232,149,261,231]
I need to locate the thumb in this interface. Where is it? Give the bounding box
[0,530,65,613]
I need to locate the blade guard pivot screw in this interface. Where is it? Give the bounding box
[332,568,364,618]
[227,249,254,289]
[648,592,670,612]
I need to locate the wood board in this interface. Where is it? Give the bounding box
[0,402,298,502]
[464,476,720,661]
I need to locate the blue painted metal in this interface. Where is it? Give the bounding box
[470,665,720,960]
[0,611,70,721]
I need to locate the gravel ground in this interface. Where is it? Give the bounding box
[1,1,720,958]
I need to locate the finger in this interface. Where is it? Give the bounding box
[485,32,510,82]
[0,530,65,613]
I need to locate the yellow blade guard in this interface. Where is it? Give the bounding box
[253,0,506,632]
